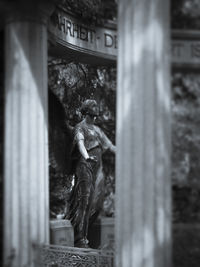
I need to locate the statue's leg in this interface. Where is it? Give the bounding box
[74,180,92,248]
[84,186,94,241]
[71,160,96,248]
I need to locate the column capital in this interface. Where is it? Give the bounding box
[0,1,55,26]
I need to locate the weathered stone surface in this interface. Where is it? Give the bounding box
[3,4,51,267]
[116,0,171,267]
[50,219,74,247]
[88,217,114,249]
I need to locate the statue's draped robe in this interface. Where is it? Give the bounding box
[68,120,113,245]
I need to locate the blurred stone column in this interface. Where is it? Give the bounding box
[3,2,53,266]
[116,1,171,267]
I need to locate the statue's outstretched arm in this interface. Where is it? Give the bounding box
[109,143,116,154]
[97,126,116,154]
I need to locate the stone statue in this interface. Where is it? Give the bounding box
[68,100,116,248]
[48,93,115,248]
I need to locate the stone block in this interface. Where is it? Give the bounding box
[88,217,114,250]
[50,219,74,247]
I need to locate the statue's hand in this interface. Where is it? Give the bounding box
[87,156,97,163]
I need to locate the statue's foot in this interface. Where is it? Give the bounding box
[75,238,90,248]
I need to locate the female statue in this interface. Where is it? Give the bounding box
[68,99,116,248]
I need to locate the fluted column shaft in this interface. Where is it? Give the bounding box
[4,6,50,267]
[116,1,171,267]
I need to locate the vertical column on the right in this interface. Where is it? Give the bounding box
[115,0,171,267]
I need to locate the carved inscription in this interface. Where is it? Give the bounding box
[191,43,200,58]
[172,43,185,58]
[56,14,96,43]
[51,12,117,52]
[172,41,200,64]
[104,33,117,48]
[49,10,200,65]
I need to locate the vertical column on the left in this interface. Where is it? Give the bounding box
[3,2,53,266]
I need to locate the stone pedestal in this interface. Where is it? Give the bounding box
[3,3,53,266]
[116,0,171,267]
[88,217,114,250]
[50,219,74,247]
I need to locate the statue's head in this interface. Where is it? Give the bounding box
[80,99,99,116]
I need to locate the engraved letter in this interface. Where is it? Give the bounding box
[66,20,73,37]
[104,33,113,47]
[191,43,200,58]
[73,23,80,38]
[58,14,66,33]
[80,26,88,41]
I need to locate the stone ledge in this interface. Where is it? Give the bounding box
[34,244,114,267]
